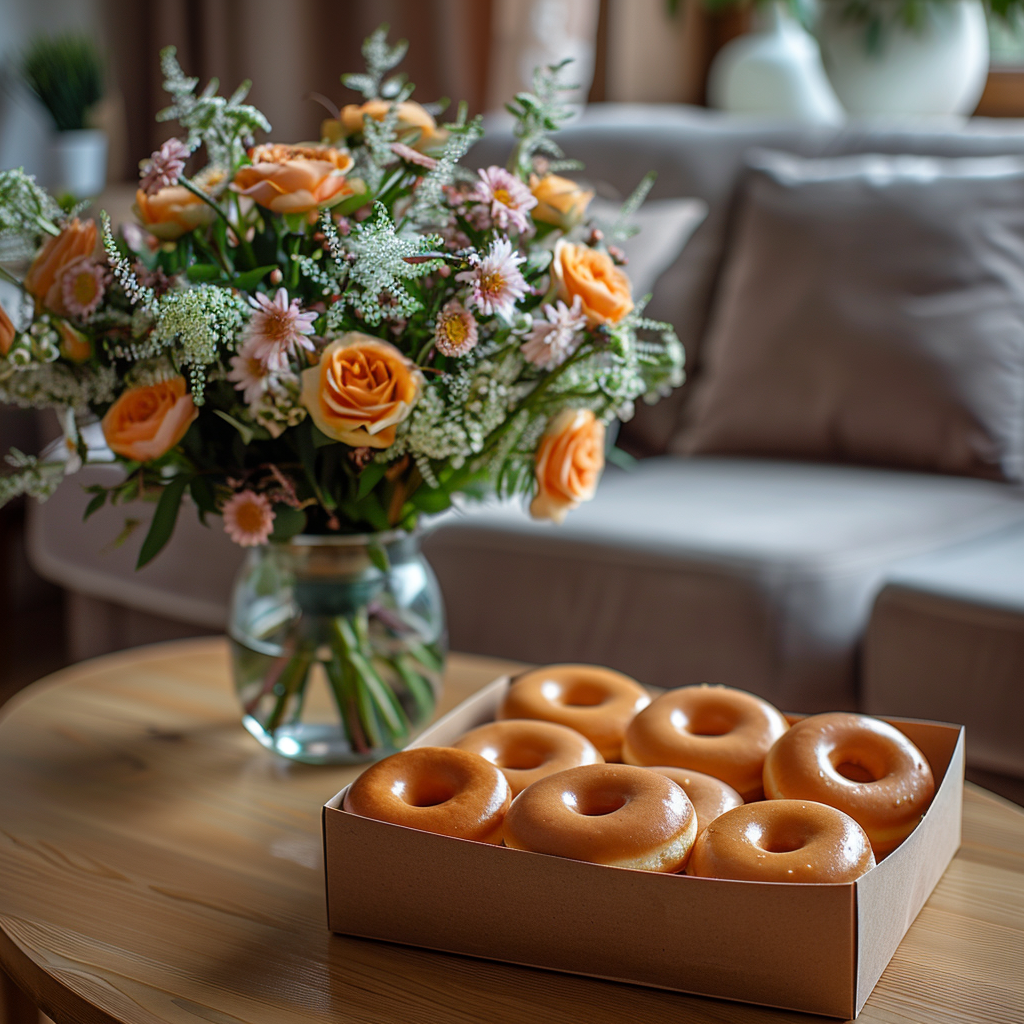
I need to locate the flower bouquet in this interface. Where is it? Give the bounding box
[0,28,684,763]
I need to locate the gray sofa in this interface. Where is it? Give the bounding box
[25,105,1024,779]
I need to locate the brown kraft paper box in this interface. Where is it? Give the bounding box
[323,677,964,1019]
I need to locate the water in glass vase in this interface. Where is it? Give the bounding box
[228,532,446,764]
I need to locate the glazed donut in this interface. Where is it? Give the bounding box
[622,684,789,801]
[762,712,935,857]
[502,763,697,872]
[499,664,650,762]
[453,719,603,796]
[648,767,744,836]
[687,800,876,883]
[343,746,511,844]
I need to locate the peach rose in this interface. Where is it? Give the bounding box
[0,301,15,357]
[24,218,97,312]
[101,377,198,462]
[231,144,356,216]
[56,321,93,363]
[529,174,594,229]
[334,100,437,143]
[552,239,634,327]
[133,186,215,241]
[300,333,423,449]
[529,408,606,525]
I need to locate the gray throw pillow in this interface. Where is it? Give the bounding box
[676,149,1024,482]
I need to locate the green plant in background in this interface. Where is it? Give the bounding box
[21,33,104,132]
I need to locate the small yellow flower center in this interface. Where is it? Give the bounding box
[493,188,512,206]
[480,270,505,296]
[72,272,98,307]
[445,317,467,344]
[235,500,266,534]
[247,357,268,378]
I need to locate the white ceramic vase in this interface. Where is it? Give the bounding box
[51,128,108,199]
[816,0,990,117]
[707,2,845,124]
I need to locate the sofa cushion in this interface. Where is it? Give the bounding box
[474,106,1024,455]
[423,456,1024,712]
[863,525,1024,777]
[677,149,1024,481]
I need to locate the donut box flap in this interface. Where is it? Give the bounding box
[323,678,964,1020]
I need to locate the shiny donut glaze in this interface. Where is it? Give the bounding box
[453,719,603,796]
[687,800,876,883]
[498,664,651,762]
[762,712,935,857]
[343,746,511,843]
[622,685,789,801]
[648,766,744,835]
[503,763,697,872]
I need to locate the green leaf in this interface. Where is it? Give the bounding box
[83,489,107,520]
[186,263,222,282]
[269,503,306,541]
[231,265,276,292]
[136,473,192,569]
[311,424,339,448]
[605,445,637,470]
[357,461,386,499]
[366,540,389,572]
[213,409,255,445]
[105,518,142,550]
[189,475,216,524]
[410,486,453,514]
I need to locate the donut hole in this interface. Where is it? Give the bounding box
[500,745,547,771]
[558,681,609,707]
[675,707,736,737]
[574,789,629,816]
[835,761,877,783]
[401,778,458,807]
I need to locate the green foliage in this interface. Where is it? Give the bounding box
[156,46,271,171]
[506,59,578,179]
[341,24,409,100]
[21,33,104,132]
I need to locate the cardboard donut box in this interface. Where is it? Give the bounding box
[322,677,965,1019]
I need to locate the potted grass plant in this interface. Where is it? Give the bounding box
[21,33,107,198]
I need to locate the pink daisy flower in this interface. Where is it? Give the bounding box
[227,337,274,406]
[139,138,190,196]
[60,257,107,318]
[222,490,275,547]
[522,296,587,370]
[456,238,528,322]
[468,166,537,234]
[241,288,318,371]
[433,300,478,357]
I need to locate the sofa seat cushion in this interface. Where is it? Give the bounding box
[423,457,1024,712]
[864,525,1024,777]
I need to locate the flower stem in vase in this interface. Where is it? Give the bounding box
[263,640,315,733]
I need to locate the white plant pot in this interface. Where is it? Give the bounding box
[51,128,108,199]
[817,0,990,117]
[707,2,845,124]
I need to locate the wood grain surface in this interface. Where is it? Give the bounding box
[0,638,1022,1024]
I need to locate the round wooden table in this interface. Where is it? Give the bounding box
[1,639,1023,1024]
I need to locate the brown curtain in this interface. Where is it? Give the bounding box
[100,0,493,182]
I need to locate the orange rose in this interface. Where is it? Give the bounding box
[56,320,93,363]
[0,301,15,357]
[552,239,634,327]
[329,100,441,152]
[300,333,423,449]
[231,144,355,216]
[529,408,606,524]
[23,218,97,312]
[133,186,215,241]
[101,377,198,462]
[529,174,594,229]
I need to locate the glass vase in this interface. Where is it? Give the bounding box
[228,531,445,765]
